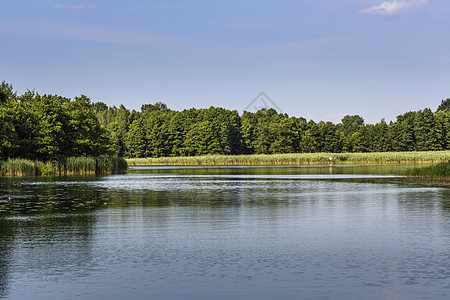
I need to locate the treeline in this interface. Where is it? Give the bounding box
[96,98,450,158]
[0,81,109,161]
[2,81,450,160]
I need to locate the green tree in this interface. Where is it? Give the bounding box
[241,111,257,154]
[0,82,18,159]
[390,112,416,151]
[66,95,109,157]
[414,108,440,151]
[0,81,16,105]
[125,117,147,158]
[0,107,16,160]
[105,105,131,156]
[351,125,370,153]
[340,115,364,136]
[436,98,450,112]
[167,111,188,156]
[14,90,39,159]
[302,120,320,153]
[251,109,276,154]
[267,117,298,154]
[184,121,222,156]
[144,111,172,157]
[369,120,389,152]
[141,102,168,112]
[320,122,344,153]
[434,110,450,150]
[204,108,243,155]
[35,94,71,161]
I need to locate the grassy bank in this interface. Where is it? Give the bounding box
[0,157,128,176]
[126,151,450,166]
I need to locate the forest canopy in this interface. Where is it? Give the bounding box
[1,81,450,160]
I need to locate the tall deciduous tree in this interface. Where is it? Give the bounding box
[126,117,147,158]
[66,95,109,157]
[184,121,221,156]
[35,94,71,161]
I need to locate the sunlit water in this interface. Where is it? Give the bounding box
[1,165,450,299]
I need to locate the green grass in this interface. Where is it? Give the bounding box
[126,151,450,166]
[0,157,128,176]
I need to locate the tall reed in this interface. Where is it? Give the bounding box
[96,156,128,174]
[405,162,450,179]
[0,159,37,176]
[0,157,128,176]
[65,157,97,175]
[126,151,450,166]
[64,156,127,175]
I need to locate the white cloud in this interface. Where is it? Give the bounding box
[54,3,98,11]
[359,0,428,16]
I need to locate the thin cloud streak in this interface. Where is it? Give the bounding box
[359,0,428,16]
[0,20,186,50]
[54,3,98,11]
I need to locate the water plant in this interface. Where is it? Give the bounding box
[405,162,450,180]
[126,151,450,166]
[0,157,128,176]
[96,156,128,174]
[0,159,37,176]
[65,157,97,175]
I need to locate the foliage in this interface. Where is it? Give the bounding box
[141,102,168,112]
[0,82,111,161]
[436,98,450,112]
[2,80,450,162]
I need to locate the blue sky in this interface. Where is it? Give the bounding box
[1,0,449,123]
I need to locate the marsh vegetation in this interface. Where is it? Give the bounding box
[127,151,450,166]
[0,157,127,176]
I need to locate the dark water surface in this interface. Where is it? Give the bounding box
[1,165,450,299]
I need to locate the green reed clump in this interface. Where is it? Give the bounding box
[0,159,37,176]
[405,162,450,178]
[65,157,97,175]
[64,157,127,175]
[0,156,127,176]
[96,156,128,174]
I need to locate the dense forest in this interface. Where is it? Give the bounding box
[1,81,450,161]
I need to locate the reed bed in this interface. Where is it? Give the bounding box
[405,162,450,181]
[126,151,450,166]
[65,157,97,175]
[96,156,129,174]
[0,159,38,176]
[0,157,127,176]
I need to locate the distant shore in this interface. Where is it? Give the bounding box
[126,151,450,166]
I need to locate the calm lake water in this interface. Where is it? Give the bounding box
[1,165,450,299]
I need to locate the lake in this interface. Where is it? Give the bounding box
[1,165,450,299]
